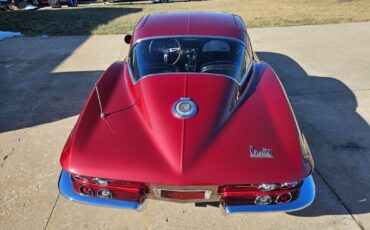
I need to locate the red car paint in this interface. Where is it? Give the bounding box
[60,12,313,199]
[131,12,246,46]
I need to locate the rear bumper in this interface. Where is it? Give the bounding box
[59,170,315,213]
[58,170,142,210]
[222,175,315,213]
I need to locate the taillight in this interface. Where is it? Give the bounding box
[97,189,113,199]
[276,192,292,204]
[255,195,272,205]
[71,174,147,203]
[220,181,302,206]
[79,185,93,196]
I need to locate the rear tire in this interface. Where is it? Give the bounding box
[48,0,61,8]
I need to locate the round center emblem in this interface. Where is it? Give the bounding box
[173,98,197,118]
[179,102,191,112]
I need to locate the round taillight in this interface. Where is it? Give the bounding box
[258,183,276,191]
[276,193,292,204]
[97,189,113,199]
[92,178,109,186]
[280,182,299,189]
[255,195,272,205]
[79,186,93,196]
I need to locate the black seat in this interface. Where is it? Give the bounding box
[141,64,180,76]
[199,61,238,76]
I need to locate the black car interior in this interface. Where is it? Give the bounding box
[132,37,248,82]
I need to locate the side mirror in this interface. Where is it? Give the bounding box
[124,34,132,44]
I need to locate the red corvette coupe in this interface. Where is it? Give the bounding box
[59,12,315,213]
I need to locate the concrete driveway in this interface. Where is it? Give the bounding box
[0,22,369,229]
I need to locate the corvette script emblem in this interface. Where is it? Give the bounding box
[249,146,273,158]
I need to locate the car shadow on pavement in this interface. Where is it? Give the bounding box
[0,68,103,132]
[257,52,370,217]
[0,7,142,133]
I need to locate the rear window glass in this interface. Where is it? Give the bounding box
[130,36,251,83]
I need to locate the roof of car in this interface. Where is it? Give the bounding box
[132,12,247,44]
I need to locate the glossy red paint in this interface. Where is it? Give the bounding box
[60,12,313,198]
[61,61,312,185]
[131,12,246,46]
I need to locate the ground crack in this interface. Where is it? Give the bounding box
[315,168,365,230]
[43,193,60,230]
[1,147,15,168]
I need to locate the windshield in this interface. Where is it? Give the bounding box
[130,37,250,83]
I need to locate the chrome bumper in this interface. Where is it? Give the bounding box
[222,175,315,213]
[58,170,142,210]
[59,170,315,213]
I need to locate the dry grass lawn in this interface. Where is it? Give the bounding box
[1,0,370,35]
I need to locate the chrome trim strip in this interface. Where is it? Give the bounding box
[222,175,315,213]
[58,170,141,210]
[137,72,240,85]
[239,59,253,85]
[126,55,137,84]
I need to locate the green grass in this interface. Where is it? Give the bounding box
[1,0,370,36]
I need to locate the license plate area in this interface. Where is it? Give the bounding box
[153,188,212,200]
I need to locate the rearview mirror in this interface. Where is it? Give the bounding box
[124,34,132,44]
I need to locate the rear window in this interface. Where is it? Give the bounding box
[130,36,251,84]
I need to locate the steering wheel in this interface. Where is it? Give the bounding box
[148,39,182,65]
